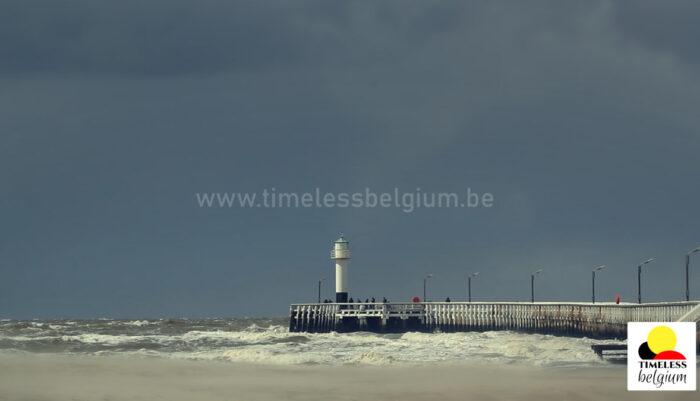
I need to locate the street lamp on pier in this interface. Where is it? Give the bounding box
[686,246,700,301]
[423,274,433,302]
[318,277,326,303]
[637,258,655,304]
[531,269,543,303]
[468,272,479,302]
[592,265,606,304]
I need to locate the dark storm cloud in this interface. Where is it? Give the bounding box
[0,0,324,75]
[4,0,699,78]
[0,0,468,76]
[613,0,700,66]
[0,1,615,76]
[1,1,700,318]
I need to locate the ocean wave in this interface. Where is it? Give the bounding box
[217,348,323,365]
[349,352,396,365]
[123,320,155,327]
[0,319,611,367]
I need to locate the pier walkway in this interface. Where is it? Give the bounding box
[289,301,700,338]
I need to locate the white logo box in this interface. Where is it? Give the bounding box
[627,322,696,391]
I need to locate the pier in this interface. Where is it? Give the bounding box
[292,235,700,339]
[289,301,700,339]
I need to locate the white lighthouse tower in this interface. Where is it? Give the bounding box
[331,234,351,303]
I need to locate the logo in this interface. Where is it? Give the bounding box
[628,322,696,391]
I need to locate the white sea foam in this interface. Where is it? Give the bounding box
[123,320,153,327]
[0,321,612,367]
[60,334,142,345]
[160,329,607,367]
[0,335,57,342]
[179,327,294,344]
[349,352,396,365]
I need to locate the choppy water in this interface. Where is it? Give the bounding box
[0,318,615,367]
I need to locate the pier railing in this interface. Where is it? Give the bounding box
[677,302,700,323]
[289,301,699,338]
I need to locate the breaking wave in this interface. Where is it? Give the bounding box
[0,318,612,367]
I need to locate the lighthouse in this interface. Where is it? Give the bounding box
[331,234,351,303]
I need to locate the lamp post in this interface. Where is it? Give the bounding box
[423,274,433,302]
[686,246,700,301]
[318,277,326,303]
[531,269,543,303]
[637,258,655,304]
[468,272,479,302]
[592,265,606,304]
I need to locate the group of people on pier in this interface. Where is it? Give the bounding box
[321,296,455,304]
[321,297,389,304]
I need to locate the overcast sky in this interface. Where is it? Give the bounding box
[2,0,700,318]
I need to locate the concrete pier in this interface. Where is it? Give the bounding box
[289,301,700,339]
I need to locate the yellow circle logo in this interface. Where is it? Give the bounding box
[647,325,677,354]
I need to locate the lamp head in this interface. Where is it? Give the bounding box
[641,258,655,265]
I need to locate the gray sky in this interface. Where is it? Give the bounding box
[2,0,700,318]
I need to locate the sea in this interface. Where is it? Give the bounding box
[0,318,616,367]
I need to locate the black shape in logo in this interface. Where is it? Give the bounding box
[638,342,657,360]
